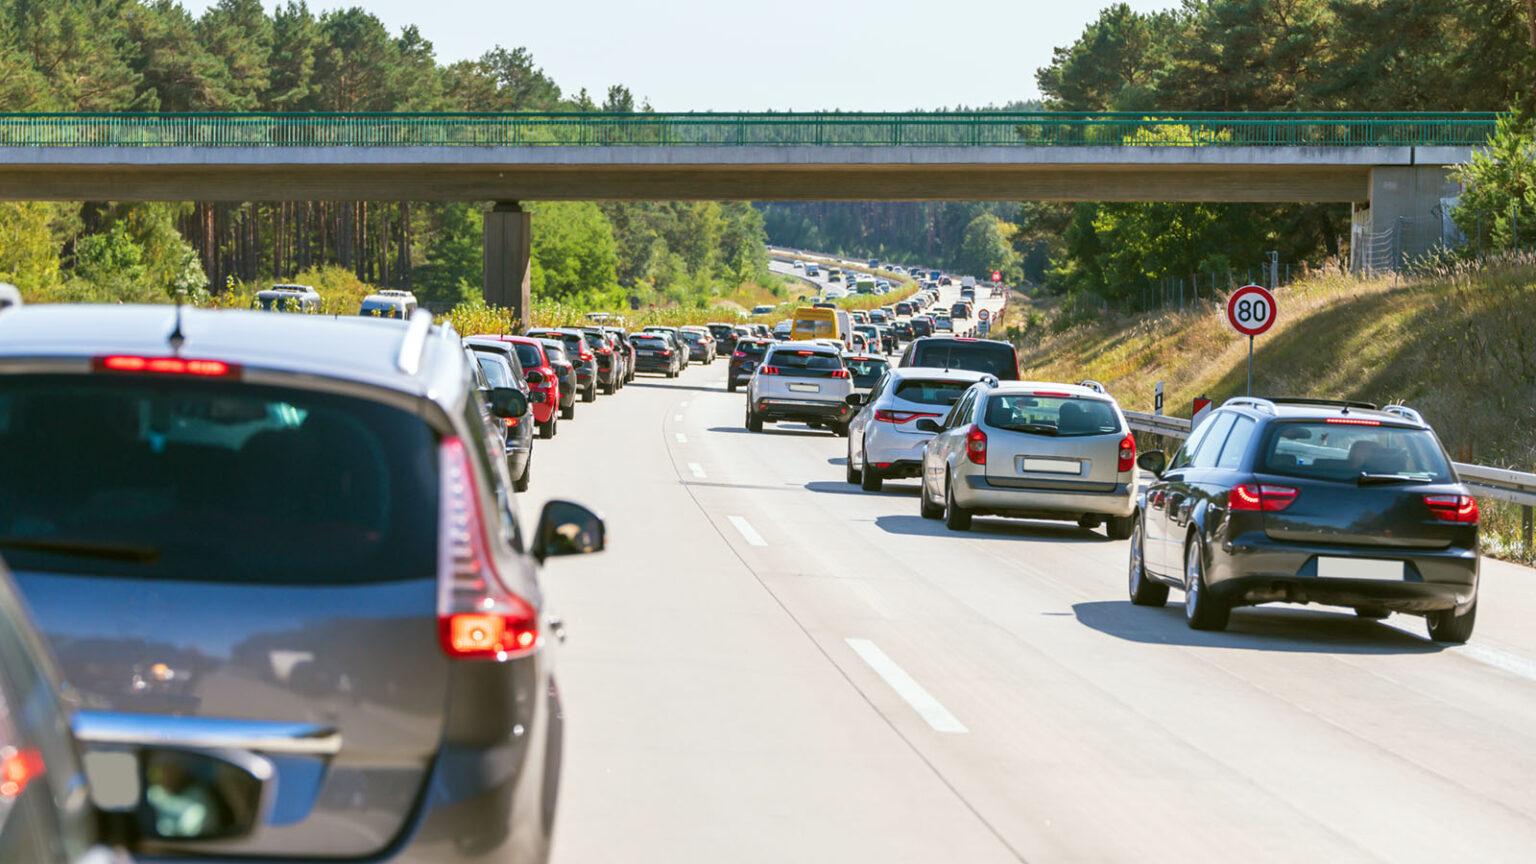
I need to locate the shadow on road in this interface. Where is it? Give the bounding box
[874,514,1107,542]
[706,426,831,438]
[626,380,723,395]
[1072,600,1443,655]
[827,457,846,466]
[804,481,920,498]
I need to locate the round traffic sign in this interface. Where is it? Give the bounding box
[1226,284,1277,337]
[990,270,1002,282]
[977,308,991,321]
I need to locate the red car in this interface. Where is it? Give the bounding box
[472,334,563,438]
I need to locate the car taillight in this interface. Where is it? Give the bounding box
[660,349,673,357]
[1118,433,1136,472]
[759,365,780,375]
[1425,494,1479,524]
[0,747,43,799]
[733,351,746,358]
[597,347,612,355]
[1326,417,1380,426]
[965,424,987,465]
[874,410,939,424]
[1229,484,1298,512]
[579,350,593,361]
[95,355,237,377]
[829,369,850,379]
[437,437,539,660]
[504,416,519,428]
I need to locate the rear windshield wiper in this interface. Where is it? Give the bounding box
[0,538,160,563]
[1001,423,1059,436]
[1356,473,1416,486]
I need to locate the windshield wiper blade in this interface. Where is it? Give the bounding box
[1357,473,1416,486]
[0,538,160,563]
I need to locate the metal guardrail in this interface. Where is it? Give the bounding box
[0,111,1500,149]
[1123,409,1536,549]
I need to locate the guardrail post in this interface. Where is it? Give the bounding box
[1525,505,1533,556]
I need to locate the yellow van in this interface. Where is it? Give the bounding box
[790,306,852,342]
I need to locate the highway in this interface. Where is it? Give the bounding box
[522,290,1536,864]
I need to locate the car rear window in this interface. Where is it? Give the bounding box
[510,343,543,368]
[908,340,1017,379]
[767,350,843,371]
[736,341,768,356]
[844,358,889,387]
[893,379,974,406]
[983,395,1120,437]
[1258,422,1453,482]
[472,351,515,388]
[709,325,734,337]
[633,336,668,349]
[0,375,437,584]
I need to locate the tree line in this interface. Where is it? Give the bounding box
[0,0,770,309]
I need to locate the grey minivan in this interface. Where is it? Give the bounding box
[0,304,606,863]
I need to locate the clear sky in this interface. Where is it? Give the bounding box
[185,0,1179,111]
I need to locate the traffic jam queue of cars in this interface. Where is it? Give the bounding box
[741,295,1483,647]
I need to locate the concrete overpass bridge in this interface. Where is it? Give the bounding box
[0,111,1494,318]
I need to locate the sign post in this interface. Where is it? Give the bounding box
[1154,381,1164,416]
[1226,284,1277,395]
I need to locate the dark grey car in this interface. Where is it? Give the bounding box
[466,336,541,493]
[0,304,606,863]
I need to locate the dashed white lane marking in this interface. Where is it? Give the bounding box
[688,462,706,479]
[845,638,968,734]
[675,433,688,443]
[726,515,767,547]
[675,414,683,421]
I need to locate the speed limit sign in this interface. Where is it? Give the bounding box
[1226,284,1276,337]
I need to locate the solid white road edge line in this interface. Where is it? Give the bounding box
[726,515,767,547]
[688,462,706,479]
[845,638,968,734]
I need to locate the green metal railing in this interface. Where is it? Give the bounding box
[0,111,1500,148]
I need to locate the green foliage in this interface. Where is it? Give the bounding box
[529,202,621,306]
[1452,115,1536,251]
[0,202,63,292]
[413,202,483,308]
[957,215,1017,281]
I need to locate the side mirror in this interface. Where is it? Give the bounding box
[528,390,549,405]
[489,387,528,418]
[533,499,606,563]
[914,418,943,433]
[1137,450,1167,477]
[87,746,272,848]
[845,393,866,407]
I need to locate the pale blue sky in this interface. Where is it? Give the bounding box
[185,0,1179,111]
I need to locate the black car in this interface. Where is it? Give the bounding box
[579,328,623,394]
[891,320,914,343]
[898,335,1020,380]
[1131,398,1480,642]
[951,302,972,320]
[910,316,933,339]
[727,337,770,391]
[631,333,681,377]
[708,322,740,356]
[602,326,637,383]
[465,337,539,492]
[528,328,599,402]
[538,338,579,420]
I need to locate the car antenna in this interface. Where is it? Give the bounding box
[167,287,187,354]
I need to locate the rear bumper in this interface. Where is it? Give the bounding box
[863,429,932,476]
[755,398,853,423]
[1207,533,1479,612]
[867,459,923,480]
[635,358,675,373]
[957,473,1135,518]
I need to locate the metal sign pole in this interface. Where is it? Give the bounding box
[1248,335,1254,396]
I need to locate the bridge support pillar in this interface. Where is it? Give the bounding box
[1354,166,1460,272]
[484,202,532,326]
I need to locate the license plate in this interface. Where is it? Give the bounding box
[638,350,657,356]
[1018,457,1080,474]
[788,383,820,393]
[1316,557,1404,581]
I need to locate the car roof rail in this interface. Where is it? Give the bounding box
[1077,379,1107,394]
[396,308,436,375]
[1222,396,1277,414]
[1269,397,1379,411]
[1382,404,1426,425]
[980,374,1001,387]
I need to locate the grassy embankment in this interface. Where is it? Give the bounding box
[1013,256,1536,562]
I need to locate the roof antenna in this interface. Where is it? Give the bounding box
[167,287,187,354]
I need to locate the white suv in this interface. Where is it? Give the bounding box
[745,343,855,435]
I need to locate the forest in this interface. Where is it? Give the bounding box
[0,0,772,310]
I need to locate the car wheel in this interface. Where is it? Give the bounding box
[1128,514,1169,607]
[539,416,556,439]
[845,443,861,485]
[1105,514,1134,540]
[860,450,883,492]
[583,384,596,403]
[727,379,737,392]
[919,476,944,520]
[746,407,763,433]
[561,402,574,420]
[1426,598,1476,643]
[943,473,972,531]
[832,422,849,438]
[1183,538,1229,631]
[514,458,531,493]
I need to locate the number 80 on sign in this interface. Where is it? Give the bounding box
[1226,284,1277,337]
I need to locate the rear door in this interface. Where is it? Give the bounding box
[979,392,1126,487]
[0,373,448,858]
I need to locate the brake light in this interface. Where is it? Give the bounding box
[1425,495,1479,524]
[1229,484,1298,512]
[965,424,987,465]
[1118,433,1136,472]
[796,350,815,356]
[660,349,673,357]
[437,437,538,660]
[579,351,592,361]
[1326,417,1381,426]
[733,350,746,358]
[875,410,940,424]
[759,365,780,375]
[504,416,519,428]
[829,369,850,379]
[597,347,612,355]
[0,747,43,799]
[95,355,236,377]
[1033,391,1071,398]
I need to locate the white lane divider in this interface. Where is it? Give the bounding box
[675,433,688,443]
[687,462,706,479]
[674,414,683,421]
[726,515,767,547]
[845,638,968,734]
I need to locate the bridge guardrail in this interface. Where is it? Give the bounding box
[0,111,1501,149]
[1123,409,1536,549]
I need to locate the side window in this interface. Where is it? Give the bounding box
[1215,417,1257,470]
[867,372,890,403]
[1169,415,1216,470]
[943,390,973,429]
[1189,413,1236,469]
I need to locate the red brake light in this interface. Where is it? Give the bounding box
[1326,417,1381,426]
[1425,494,1479,524]
[1229,484,1298,512]
[659,349,673,357]
[1118,432,1136,473]
[1033,391,1072,398]
[796,350,815,356]
[437,437,538,660]
[95,355,236,377]
[874,410,940,424]
[0,747,43,799]
[733,350,746,358]
[829,369,850,379]
[759,365,780,375]
[965,424,987,465]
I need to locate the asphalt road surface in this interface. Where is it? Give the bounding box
[523,308,1536,864]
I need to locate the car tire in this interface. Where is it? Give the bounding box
[583,384,596,403]
[1128,515,1169,607]
[919,477,944,520]
[560,402,574,420]
[833,422,849,438]
[1183,538,1229,631]
[747,407,763,433]
[1426,599,1476,643]
[1105,514,1134,540]
[539,416,556,439]
[860,458,883,492]
[514,459,531,493]
[727,379,737,392]
[845,445,861,485]
[943,473,972,531]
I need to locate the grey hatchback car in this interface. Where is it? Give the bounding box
[0,305,607,863]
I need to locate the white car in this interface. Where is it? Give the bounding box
[745,343,855,435]
[846,367,993,492]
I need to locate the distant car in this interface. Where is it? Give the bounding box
[465,337,539,492]
[868,310,889,325]
[951,302,972,320]
[631,332,682,377]
[680,326,717,363]
[933,312,953,332]
[752,304,776,315]
[1132,398,1481,641]
[847,367,993,492]
[255,282,321,312]
[580,327,624,393]
[728,337,771,391]
[602,326,637,383]
[528,328,599,402]
[891,320,914,343]
[899,336,1020,380]
[358,288,418,319]
[708,322,741,355]
[641,326,691,369]
[910,316,933,339]
[772,320,793,341]
[792,260,804,269]
[918,380,1137,538]
[745,343,855,435]
[895,301,914,317]
[474,334,563,438]
[841,353,890,398]
[538,337,579,420]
